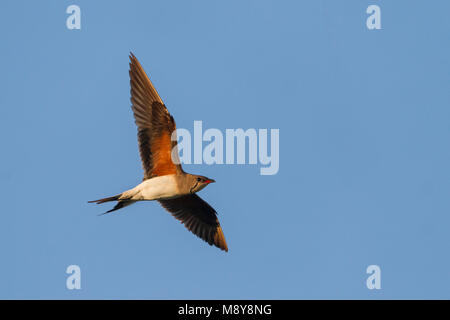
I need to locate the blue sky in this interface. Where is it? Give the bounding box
[1,0,450,299]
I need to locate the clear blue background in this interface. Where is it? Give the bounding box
[1,0,449,299]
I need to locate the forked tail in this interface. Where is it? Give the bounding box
[88,194,135,215]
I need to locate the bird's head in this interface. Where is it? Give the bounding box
[189,175,215,193]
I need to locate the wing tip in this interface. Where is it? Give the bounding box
[129,52,140,70]
[128,53,164,105]
[214,226,229,252]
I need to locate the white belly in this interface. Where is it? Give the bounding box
[121,175,179,201]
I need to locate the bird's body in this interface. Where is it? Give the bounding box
[89,53,228,252]
[122,174,181,201]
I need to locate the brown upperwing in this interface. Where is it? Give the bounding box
[129,53,182,179]
[159,194,228,252]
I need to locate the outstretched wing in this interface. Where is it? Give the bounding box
[129,53,182,179]
[158,194,228,252]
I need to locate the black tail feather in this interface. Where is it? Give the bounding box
[99,200,132,216]
[88,195,120,204]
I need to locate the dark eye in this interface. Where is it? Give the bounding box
[197,177,202,182]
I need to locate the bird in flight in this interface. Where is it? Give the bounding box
[89,53,228,252]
